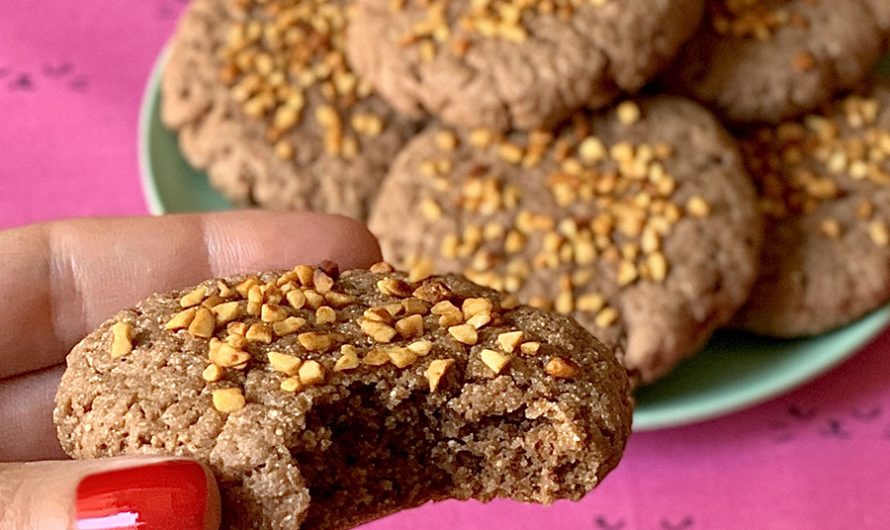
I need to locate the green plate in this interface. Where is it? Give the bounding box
[139,49,890,431]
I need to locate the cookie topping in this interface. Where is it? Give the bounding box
[710,0,806,40]
[132,264,583,412]
[741,93,890,243]
[220,0,383,160]
[212,387,246,413]
[424,358,454,391]
[545,357,580,378]
[110,321,134,359]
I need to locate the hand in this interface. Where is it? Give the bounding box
[0,212,382,529]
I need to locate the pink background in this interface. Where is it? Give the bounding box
[2,2,889,528]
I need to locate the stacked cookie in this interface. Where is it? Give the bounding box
[160,0,890,387]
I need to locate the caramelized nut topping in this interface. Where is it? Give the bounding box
[110,321,134,358]
[425,358,454,392]
[165,308,197,330]
[545,357,580,379]
[268,352,302,376]
[212,388,245,413]
[480,349,510,374]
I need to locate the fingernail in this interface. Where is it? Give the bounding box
[75,460,208,530]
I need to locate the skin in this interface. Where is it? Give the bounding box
[0,212,382,528]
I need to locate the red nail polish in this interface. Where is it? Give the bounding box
[75,460,208,530]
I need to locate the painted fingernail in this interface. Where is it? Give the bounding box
[75,460,208,530]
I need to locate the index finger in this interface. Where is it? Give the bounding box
[0,211,382,378]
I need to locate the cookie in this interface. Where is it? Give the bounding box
[368,97,762,384]
[161,0,418,219]
[865,0,890,33]
[346,0,703,132]
[55,264,632,530]
[733,84,890,337]
[666,0,884,124]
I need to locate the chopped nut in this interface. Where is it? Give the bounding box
[272,316,307,337]
[388,347,418,368]
[500,295,520,309]
[325,291,355,308]
[545,357,580,379]
[235,277,259,298]
[261,303,288,323]
[303,290,324,309]
[363,348,390,366]
[425,359,454,392]
[267,352,302,376]
[217,281,237,298]
[245,323,273,344]
[201,295,224,308]
[298,360,325,386]
[369,261,395,273]
[520,341,541,355]
[225,333,248,350]
[395,314,424,338]
[209,342,250,368]
[202,364,224,383]
[407,340,433,356]
[869,220,890,247]
[431,300,460,315]
[595,307,619,328]
[110,321,134,358]
[180,286,207,308]
[466,313,491,329]
[165,308,197,330]
[280,376,303,393]
[497,331,524,353]
[211,301,242,325]
[647,252,668,282]
[408,257,435,282]
[364,307,393,323]
[461,297,493,319]
[360,319,397,342]
[448,324,478,345]
[401,298,429,316]
[334,345,360,372]
[297,332,336,352]
[617,260,639,286]
[316,306,337,325]
[227,322,248,336]
[616,101,641,125]
[286,289,307,309]
[820,218,842,239]
[313,269,334,293]
[377,278,413,297]
[212,388,245,413]
[187,308,215,338]
[576,293,605,312]
[480,349,510,374]
[294,265,315,286]
[412,279,452,303]
[686,196,711,217]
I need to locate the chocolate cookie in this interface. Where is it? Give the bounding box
[346,0,703,132]
[666,0,884,124]
[733,84,890,336]
[55,264,631,530]
[368,97,762,384]
[161,0,418,219]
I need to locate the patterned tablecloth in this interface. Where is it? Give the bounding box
[2,2,889,528]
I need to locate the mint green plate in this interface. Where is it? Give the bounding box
[140,49,890,431]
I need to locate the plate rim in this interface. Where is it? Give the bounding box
[138,46,169,216]
[138,46,890,432]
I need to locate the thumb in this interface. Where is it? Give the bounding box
[0,456,220,530]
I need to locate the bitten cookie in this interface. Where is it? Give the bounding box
[161,0,418,219]
[368,97,762,384]
[55,264,632,530]
[666,0,884,124]
[347,0,703,132]
[733,84,890,337]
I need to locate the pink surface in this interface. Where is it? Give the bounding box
[2,2,889,528]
